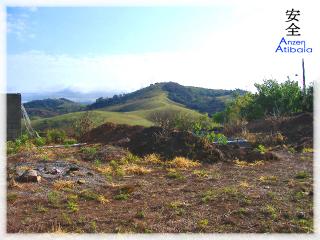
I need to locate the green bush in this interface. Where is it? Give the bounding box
[34,137,46,147]
[46,129,66,144]
[63,138,77,146]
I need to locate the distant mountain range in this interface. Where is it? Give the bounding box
[21,89,117,104]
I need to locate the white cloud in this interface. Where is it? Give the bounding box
[7,9,36,41]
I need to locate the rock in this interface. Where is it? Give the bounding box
[50,168,62,175]
[87,172,94,176]
[17,169,41,183]
[68,166,79,172]
[77,179,86,184]
[296,211,306,219]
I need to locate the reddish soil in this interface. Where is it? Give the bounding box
[7,144,313,233]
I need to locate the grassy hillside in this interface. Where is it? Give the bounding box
[24,98,85,118]
[30,90,203,132]
[31,110,154,133]
[30,82,233,132]
[88,82,246,115]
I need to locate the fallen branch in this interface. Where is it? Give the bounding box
[40,143,87,149]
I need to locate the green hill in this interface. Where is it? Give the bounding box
[30,82,243,132]
[24,98,85,118]
[88,82,245,115]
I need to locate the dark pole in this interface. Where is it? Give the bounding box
[302,58,306,96]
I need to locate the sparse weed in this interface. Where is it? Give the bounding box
[198,219,209,229]
[302,148,313,153]
[136,210,145,219]
[7,192,18,202]
[201,190,217,203]
[35,203,48,213]
[259,175,278,183]
[97,195,109,205]
[255,144,267,154]
[261,204,277,219]
[48,191,61,207]
[90,221,97,233]
[193,170,209,178]
[237,207,249,215]
[295,171,310,179]
[79,189,99,201]
[166,168,185,179]
[94,159,102,167]
[288,147,296,154]
[67,200,79,212]
[114,193,130,200]
[66,194,78,202]
[169,201,186,215]
[62,212,72,225]
[34,137,46,147]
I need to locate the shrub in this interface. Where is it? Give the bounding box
[73,111,94,139]
[80,146,98,160]
[34,137,46,147]
[46,129,66,144]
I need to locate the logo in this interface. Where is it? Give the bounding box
[275,9,312,54]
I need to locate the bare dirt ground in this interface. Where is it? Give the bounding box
[7,143,313,233]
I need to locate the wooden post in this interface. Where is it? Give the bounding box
[302,58,306,110]
[302,58,306,96]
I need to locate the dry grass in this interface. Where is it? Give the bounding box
[143,153,162,164]
[259,175,278,183]
[239,180,250,188]
[235,159,264,167]
[168,156,201,169]
[53,180,75,191]
[124,165,152,175]
[97,195,109,205]
[96,165,112,175]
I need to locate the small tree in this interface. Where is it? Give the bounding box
[73,111,94,139]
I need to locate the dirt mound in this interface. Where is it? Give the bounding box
[82,123,224,162]
[81,122,145,144]
[246,112,313,147]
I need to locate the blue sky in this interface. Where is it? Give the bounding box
[7,7,231,55]
[6,5,319,93]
